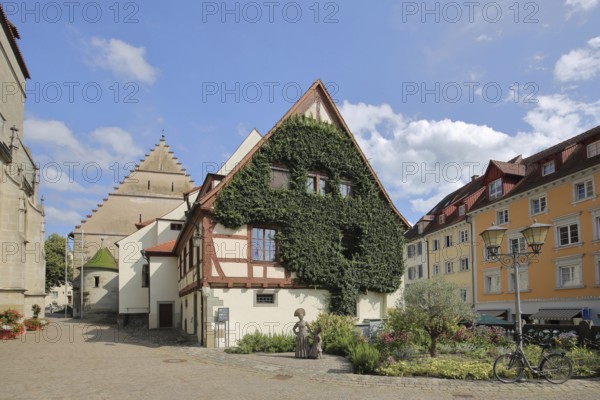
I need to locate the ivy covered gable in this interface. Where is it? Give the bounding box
[211,81,408,315]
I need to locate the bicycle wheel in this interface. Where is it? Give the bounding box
[493,353,525,383]
[541,353,573,384]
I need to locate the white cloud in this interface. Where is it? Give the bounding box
[25,117,144,194]
[476,34,492,42]
[87,37,158,84]
[565,0,599,11]
[44,206,82,226]
[340,96,600,215]
[554,36,600,82]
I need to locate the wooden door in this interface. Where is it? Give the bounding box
[158,303,173,328]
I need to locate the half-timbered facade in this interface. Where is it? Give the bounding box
[169,81,409,347]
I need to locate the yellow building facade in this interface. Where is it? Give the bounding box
[470,127,600,323]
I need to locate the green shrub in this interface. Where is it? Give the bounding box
[568,346,600,377]
[311,313,359,356]
[225,332,295,354]
[378,358,492,380]
[349,342,380,374]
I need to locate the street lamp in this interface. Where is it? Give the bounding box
[480,220,551,349]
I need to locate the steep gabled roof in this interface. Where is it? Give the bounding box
[0,5,30,79]
[198,79,410,229]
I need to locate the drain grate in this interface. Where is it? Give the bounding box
[163,359,187,363]
[452,394,474,399]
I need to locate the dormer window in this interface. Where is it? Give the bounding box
[439,214,445,224]
[489,178,502,200]
[587,140,600,158]
[542,161,555,176]
[458,205,466,216]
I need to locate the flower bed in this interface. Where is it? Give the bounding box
[23,318,49,331]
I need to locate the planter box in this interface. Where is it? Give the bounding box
[0,330,16,340]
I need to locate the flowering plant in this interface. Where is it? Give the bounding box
[24,318,49,331]
[1,309,23,324]
[0,309,25,339]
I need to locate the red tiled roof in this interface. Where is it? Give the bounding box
[144,240,176,254]
[490,160,526,176]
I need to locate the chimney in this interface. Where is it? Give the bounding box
[471,175,479,182]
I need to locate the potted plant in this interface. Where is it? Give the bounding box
[0,309,24,340]
[32,304,41,318]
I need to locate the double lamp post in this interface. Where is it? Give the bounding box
[480,221,551,348]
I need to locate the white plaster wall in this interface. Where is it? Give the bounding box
[118,194,197,316]
[217,130,261,176]
[117,224,153,314]
[207,288,329,347]
[148,256,179,329]
[213,223,247,236]
[212,237,247,260]
[356,291,385,321]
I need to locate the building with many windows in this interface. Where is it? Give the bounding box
[404,176,485,305]
[407,126,600,324]
[470,126,600,323]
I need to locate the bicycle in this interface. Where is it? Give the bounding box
[493,340,573,384]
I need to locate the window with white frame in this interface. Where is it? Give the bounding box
[459,288,468,302]
[587,140,600,158]
[557,224,580,247]
[407,244,415,258]
[408,265,423,280]
[458,204,466,216]
[484,270,501,293]
[432,264,440,276]
[574,179,594,202]
[445,234,452,247]
[51,291,58,298]
[459,257,469,271]
[459,229,468,243]
[445,261,454,274]
[542,161,555,176]
[508,236,527,254]
[483,246,496,261]
[592,209,600,241]
[439,214,445,224]
[432,239,439,251]
[496,209,509,225]
[508,267,529,292]
[417,242,423,256]
[530,195,547,215]
[555,254,583,288]
[489,178,503,200]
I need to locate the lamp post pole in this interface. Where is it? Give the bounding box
[480,221,551,348]
[512,251,523,349]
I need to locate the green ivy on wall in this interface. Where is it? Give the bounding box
[213,115,406,315]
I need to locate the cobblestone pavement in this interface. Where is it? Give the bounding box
[1,318,599,400]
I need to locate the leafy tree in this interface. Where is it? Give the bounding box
[44,233,71,292]
[392,279,476,357]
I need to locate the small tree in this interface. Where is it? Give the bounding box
[45,233,72,293]
[396,279,476,357]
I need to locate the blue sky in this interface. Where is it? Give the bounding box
[7,0,600,236]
